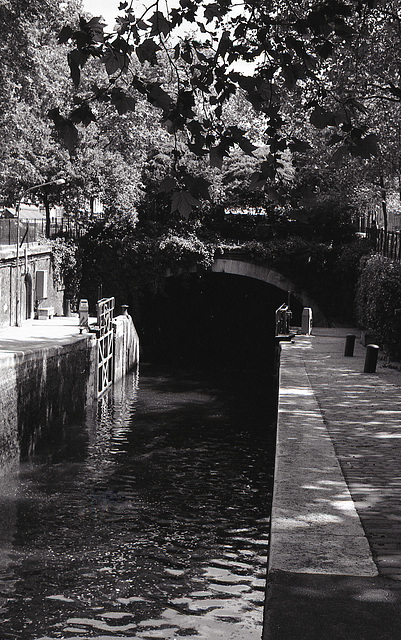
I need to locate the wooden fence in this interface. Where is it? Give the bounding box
[366,226,401,262]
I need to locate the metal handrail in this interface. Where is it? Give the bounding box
[275,303,292,336]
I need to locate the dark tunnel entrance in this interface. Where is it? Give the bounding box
[138,272,303,370]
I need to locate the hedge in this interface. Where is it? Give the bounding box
[356,255,401,360]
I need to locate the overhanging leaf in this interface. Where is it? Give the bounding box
[289,137,311,152]
[110,88,136,114]
[69,102,96,125]
[158,176,177,193]
[171,190,200,218]
[209,145,225,169]
[182,175,211,200]
[237,136,257,155]
[86,17,106,43]
[310,106,336,129]
[48,108,78,153]
[67,49,88,88]
[352,133,378,159]
[102,49,128,75]
[148,83,174,114]
[58,25,74,44]
[317,40,333,59]
[331,145,349,164]
[149,11,172,37]
[249,171,266,190]
[204,3,223,22]
[136,39,161,65]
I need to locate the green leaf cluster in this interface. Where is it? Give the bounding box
[356,254,401,359]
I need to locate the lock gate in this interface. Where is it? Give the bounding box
[96,297,115,396]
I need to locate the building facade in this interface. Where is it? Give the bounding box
[0,243,63,327]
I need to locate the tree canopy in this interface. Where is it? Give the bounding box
[54,0,401,216]
[0,0,155,227]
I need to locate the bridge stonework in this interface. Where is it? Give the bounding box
[211,257,327,326]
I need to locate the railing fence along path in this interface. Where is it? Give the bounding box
[0,218,84,246]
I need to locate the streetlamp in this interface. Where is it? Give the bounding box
[15,178,66,326]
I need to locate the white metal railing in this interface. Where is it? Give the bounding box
[96,297,115,397]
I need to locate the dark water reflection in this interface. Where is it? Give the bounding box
[0,365,275,640]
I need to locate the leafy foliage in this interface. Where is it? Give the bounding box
[50,237,82,307]
[356,254,401,359]
[54,0,401,216]
[0,1,158,228]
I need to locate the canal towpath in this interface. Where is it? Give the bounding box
[265,327,401,639]
[0,315,93,354]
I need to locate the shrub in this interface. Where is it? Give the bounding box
[50,238,81,309]
[235,237,333,308]
[329,238,372,321]
[237,236,372,322]
[356,255,401,359]
[158,231,215,272]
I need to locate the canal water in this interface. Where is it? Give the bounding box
[0,364,276,640]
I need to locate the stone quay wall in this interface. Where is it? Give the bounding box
[0,335,97,472]
[0,314,139,473]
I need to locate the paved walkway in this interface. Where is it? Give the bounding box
[264,327,401,639]
[0,316,95,354]
[305,329,401,582]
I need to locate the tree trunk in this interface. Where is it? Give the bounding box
[379,174,388,234]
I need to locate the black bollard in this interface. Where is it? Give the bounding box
[344,334,356,357]
[64,298,72,317]
[364,344,379,373]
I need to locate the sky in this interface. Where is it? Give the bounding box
[81,0,122,27]
[81,0,190,31]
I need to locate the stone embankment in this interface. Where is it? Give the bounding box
[0,315,139,472]
[264,328,401,639]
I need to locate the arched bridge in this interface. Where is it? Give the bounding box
[166,251,327,326]
[212,255,326,325]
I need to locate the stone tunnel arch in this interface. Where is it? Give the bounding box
[165,256,327,326]
[210,257,327,326]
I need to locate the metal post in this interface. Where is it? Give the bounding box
[364,344,379,373]
[15,201,21,326]
[344,334,356,357]
[64,298,72,317]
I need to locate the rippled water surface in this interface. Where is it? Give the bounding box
[0,365,275,639]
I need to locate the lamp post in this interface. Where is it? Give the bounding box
[15,178,66,326]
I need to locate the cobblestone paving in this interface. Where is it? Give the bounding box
[301,329,401,582]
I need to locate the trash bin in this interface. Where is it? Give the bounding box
[301,307,313,335]
[78,298,89,331]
